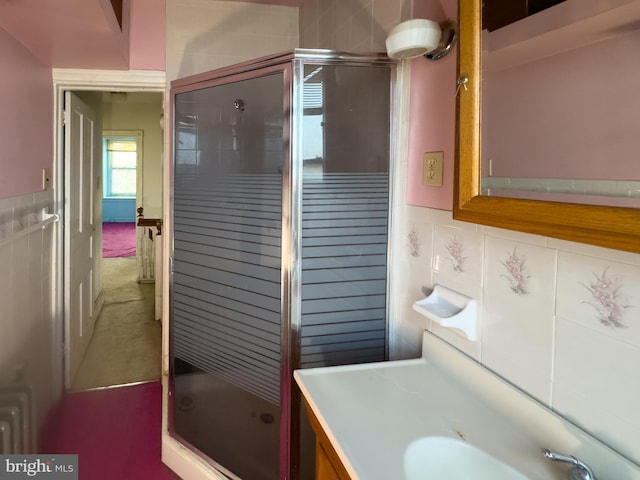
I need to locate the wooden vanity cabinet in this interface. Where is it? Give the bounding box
[303,400,352,480]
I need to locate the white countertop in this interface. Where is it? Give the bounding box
[294,331,640,480]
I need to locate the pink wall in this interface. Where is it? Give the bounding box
[405,0,458,210]
[223,0,302,4]
[0,0,163,200]
[129,0,166,71]
[0,27,53,199]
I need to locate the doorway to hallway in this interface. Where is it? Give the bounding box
[71,91,163,391]
[53,71,166,391]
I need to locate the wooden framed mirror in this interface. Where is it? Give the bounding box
[454,0,640,254]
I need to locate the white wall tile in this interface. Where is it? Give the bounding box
[11,231,30,357]
[167,0,299,80]
[477,223,548,247]
[298,0,407,53]
[372,0,403,32]
[484,236,557,299]
[548,237,640,266]
[0,210,11,241]
[41,227,53,323]
[554,318,640,465]
[432,224,483,290]
[429,225,484,359]
[28,229,44,332]
[481,236,556,404]
[390,325,423,359]
[429,321,482,361]
[0,190,58,439]
[349,6,374,52]
[389,197,640,466]
[429,207,468,230]
[557,252,640,346]
[0,242,13,375]
[397,210,433,266]
[390,252,434,360]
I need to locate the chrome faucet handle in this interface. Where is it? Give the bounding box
[542,448,597,480]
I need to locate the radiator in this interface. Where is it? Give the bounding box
[155,236,162,321]
[0,387,32,454]
[136,210,163,320]
[136,224,156,282]
[136,213,162,284]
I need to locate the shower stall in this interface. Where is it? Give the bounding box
[169,49,395,480]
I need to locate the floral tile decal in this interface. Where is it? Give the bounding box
[445,236,466,272]
[582,267,631,328]
[501,247,530,295]
[408,225,421,257]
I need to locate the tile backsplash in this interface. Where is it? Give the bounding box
[390,203,640,467]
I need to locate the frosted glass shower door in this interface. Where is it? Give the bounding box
[294,62,392,480]
[171,72,285,480]
[298,63,391,367]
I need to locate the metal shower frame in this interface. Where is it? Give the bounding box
[168,48,397,480]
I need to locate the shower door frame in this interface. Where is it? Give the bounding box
[168,49,397,480]
[169,52,298,480]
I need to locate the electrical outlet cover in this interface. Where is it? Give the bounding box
[422,152,444,186]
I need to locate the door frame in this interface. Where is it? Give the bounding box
[53,68,166,384]
[53,69,225,480]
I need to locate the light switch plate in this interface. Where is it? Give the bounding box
[423,151,444,186]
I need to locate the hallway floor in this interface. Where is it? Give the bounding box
[46,381,179,480]
[72,256,163,390]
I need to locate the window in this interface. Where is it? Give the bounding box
[302,66,324,163]
[103,132,141,198]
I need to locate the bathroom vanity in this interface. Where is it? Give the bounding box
[294,331,640,480]
[304,405,351,480]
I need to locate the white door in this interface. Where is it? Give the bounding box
[64,92,98,386]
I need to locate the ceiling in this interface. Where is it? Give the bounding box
[0,0,304,70]
[0,0,129,69]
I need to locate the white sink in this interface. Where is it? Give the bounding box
[404,436,529,480]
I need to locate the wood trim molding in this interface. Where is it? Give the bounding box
[52,69,166,90]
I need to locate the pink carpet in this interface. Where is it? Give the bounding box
[103,222,136,258]
[42,381,180,480]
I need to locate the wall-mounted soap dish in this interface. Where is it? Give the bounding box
[413,285,478,341]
